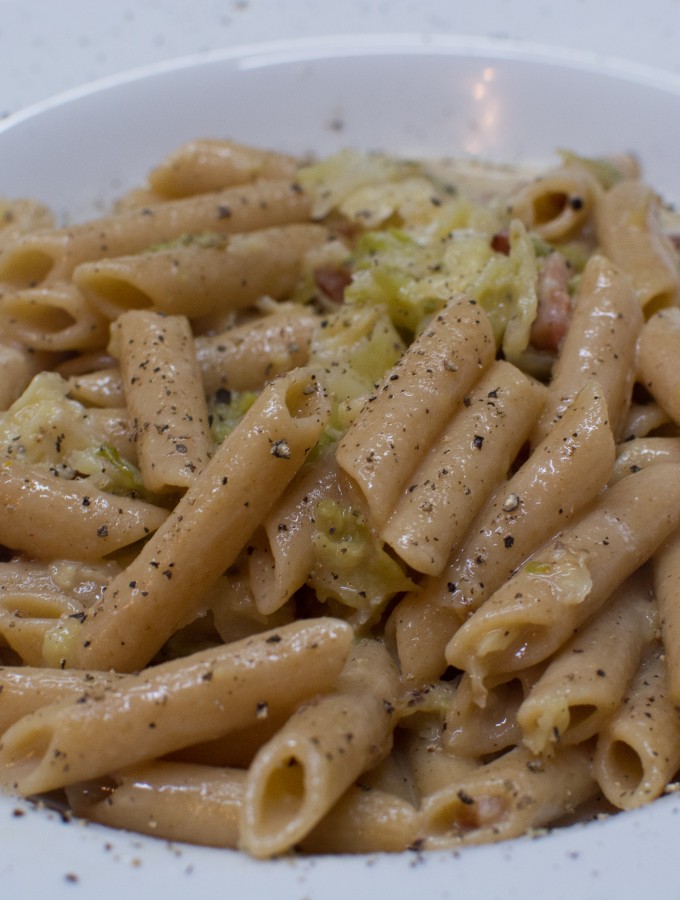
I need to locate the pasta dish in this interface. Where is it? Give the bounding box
[0,137,679,856]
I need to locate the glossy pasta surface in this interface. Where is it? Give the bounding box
[0,138,679,857]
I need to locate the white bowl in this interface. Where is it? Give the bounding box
[1,34,680,900]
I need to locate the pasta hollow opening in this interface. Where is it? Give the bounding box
[284,375,322,420]
[532,192,569,227]
[0,722,54,787]
[0,594,71,619]
[565,703,598,735]
[643,291,676,317]
[604,739,645,793]
[3,300,75,336]
[255,755,306,837]
[80,275,152,314]
[0,249,54,288]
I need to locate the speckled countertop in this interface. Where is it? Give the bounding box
[2,0,680,116]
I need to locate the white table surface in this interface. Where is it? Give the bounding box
[1,0,680,117]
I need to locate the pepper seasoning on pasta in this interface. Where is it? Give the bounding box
[0,139,679,858]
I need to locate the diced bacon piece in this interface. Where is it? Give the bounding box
[530,251,573,353]
[314,265,352,304]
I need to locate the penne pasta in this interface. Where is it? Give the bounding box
[0,460,169,563]
[0,342,53,410]
[0,666,122,733]
[66,762,246,848]
[298,785,420,854]
[652,528,680,705]
[508,163,598,241]
[517,568,657,754]
[336,295,496,528]
[593,643,680,809]
[596,178,680,311]
[148,139,299,199]
[446,463,680,700]
[67,761,246,849]
[531,253,642,444]
[74,224,329,320]
[0,282,110,352]
[111,310,212,491]
[0,617,353,795]
[239,638,399,857]
[0,179,313,287]
[611,436,680,484]
[59,367,330,672]
[444,668,539,759]
[419,744,596,847]
[392,380,614,684]
[382,360,545,575]
[195,309,317,395]
[1,139,680,858]
[636,308,680,428]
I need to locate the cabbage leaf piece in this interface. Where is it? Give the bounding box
[0,371,148,497]
[308,499,416,628]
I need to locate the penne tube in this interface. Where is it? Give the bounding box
[0,198,54,248]
[67,762,246,848]
[0,460,169,563]
[445,463,680,699]
[532,253,642,444]
[68,310,318,406]
[206,570,295,649]
[298,785,420,854]
[0,593,85,667]
[0,556,118,604]
[619,401,671,441]
[167,708,291,770]
[65,367,124,407]
[111,310,212,491]
[195,310,317,395]
[74,224,328,320]
[652,528,680,704]
[445,668,542,759]
[0,617,353,796]
[0,179,313,287]
[247,445,343,615]
[637,308,680,427]
[0,666,121,734]
[593,643,680,809]
[0,342,53,411]
[388,597,462,686]
[336,296,496,528]
[391,381,614,684]
[406,732,479,799]
[382,360,545,575]
[60,367,330,672]
[148,139,299,198]
[595,179,680,311]
[4,137,680,860]
[517,568,657,754]
[611,436,680,484]
[0,282,109,352]
[239,639,399,857]
[507,164,598,241]
[419,744,596,847]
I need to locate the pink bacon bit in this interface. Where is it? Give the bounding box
[490,229,510,255]
[314,265,353,304]
[529,251,574,353]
